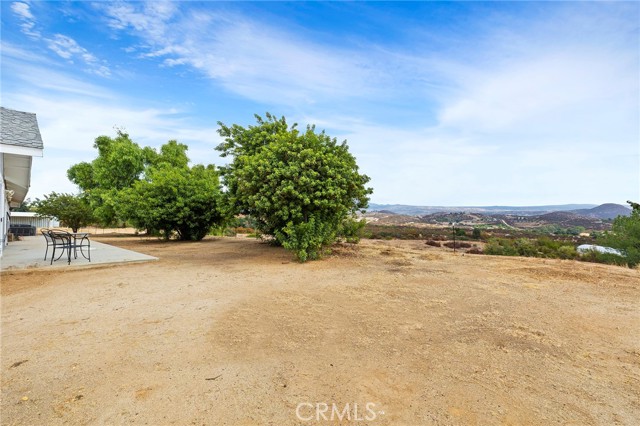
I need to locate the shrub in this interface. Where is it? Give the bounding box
[275,216,336,262]
[454,228,467,237]
[425,240,441,247]
[484,238,518,256]
[443,241,472,249]
[217,113,372,261]
[557,245,577,260]
[338,218,367,244]
[514,238,538,257]
[119,164,225,241]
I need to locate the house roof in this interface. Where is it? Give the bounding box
[1,107,44,150]
[1,107,44,206]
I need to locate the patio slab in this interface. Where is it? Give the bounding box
[0,236,157,272]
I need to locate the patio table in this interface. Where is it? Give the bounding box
[48,230,91,265]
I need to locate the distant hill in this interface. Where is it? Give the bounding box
[368,203,598,216]
[364,204,622,231]
[570,203,631,220]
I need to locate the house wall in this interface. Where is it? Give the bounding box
[1,154,8,257]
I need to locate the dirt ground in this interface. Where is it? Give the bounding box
[1,236,639,425]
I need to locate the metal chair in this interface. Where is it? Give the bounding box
[41,228,54,260]
[48,230,72,265]
[48,230,91,265]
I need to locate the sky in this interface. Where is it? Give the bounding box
[1,1,639,207]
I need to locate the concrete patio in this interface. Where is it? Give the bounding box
[0,235,157,272]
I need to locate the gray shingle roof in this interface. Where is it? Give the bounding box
[1,107,44,150]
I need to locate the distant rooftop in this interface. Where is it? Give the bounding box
[0,107,44,150]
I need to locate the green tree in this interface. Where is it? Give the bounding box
[217,113,372,261]
[117,146,225,241]
[68,131,150,226]
[33,192,94,232]
[601,201,640,268]
[153,140,190,168]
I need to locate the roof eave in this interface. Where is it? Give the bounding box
[0,143,44,157]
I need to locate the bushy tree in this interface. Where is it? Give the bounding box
[34,192,94,232]
[217,113,372,261]
[601,201,640,268]
[68,131,151,226]
[118,163,225,240]
[68,133,226,240]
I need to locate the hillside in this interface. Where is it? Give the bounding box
[364,207,613,231]
[571,203,631,219]
[368,203,598,216]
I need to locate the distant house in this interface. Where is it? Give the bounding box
[1,107,45,257]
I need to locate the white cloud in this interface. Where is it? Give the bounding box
[436,50,637,141]
[46,34,111,77]
[9,2,112,78]
[0,40,47,63]
[2,52,114,99]
[4,1,637,205]
[103,0,177,41]
[98,1,378,105]
[11,1,41,39]
[331,118,638,205]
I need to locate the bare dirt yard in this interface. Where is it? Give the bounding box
[2,237,639,425]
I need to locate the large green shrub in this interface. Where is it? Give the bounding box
[68,133,226,240]
[118,164,225,241]
[217,113,372,261]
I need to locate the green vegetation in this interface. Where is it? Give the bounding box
[68,132,226,241]
[119,163,225,241]
[68,131,153,226]
[453,227,466,237]
[535,224,586,236]
[484,237,577,259]
[578,250,628,267]
[600,201,640,268]
[33,192,94,232]
[64,113,371,259]
[472,227,482,240]
[217,113,371,261]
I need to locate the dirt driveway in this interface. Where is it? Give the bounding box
[2,237,639,425]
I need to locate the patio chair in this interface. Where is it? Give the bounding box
[72,232,91,263]
[48,230,72,265]
[41,228,53,260]
[48,230,91,265]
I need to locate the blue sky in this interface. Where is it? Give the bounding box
[2,1,638,206]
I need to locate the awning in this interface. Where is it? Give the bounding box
[3,153,33,206]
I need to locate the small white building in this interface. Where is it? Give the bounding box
[1,107,45,257]
[9,212,59,229]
